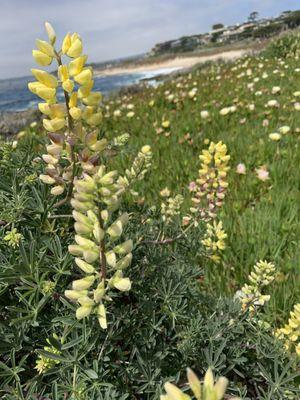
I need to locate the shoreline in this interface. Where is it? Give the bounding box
[94,49,249,77]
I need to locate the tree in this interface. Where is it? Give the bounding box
[212,23,224,30]
[248,11,259,23]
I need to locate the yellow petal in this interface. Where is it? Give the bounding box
[69,55,87,76]
[32,50,52,66]
[76,305,93,320]
[62,79,74,93]
[36,39,54,57]
[62,33,71,54]
[67,38,83,58]
[31,69,57,88]
[45,21,56,45]
[58,65,69,81]
[78,80,94,98]
[74,68,92,85]
[70,107,82,120]
[82,92,102,106]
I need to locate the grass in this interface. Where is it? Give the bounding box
[100,54,300,323]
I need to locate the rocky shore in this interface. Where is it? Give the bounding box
[0,109,40,136]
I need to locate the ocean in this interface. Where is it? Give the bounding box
[0,67,180,112]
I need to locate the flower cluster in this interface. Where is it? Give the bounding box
[275,303,300,357]
[160,367,240,400]
[66,167,133,328]
[3,228,23,248]
[236,260,276,312]
[201,220,227,263]
[161,193,184,224]
[191,141,230,220]
[29,22,106,202]
[118,145,152,195]
[35,335,62,374]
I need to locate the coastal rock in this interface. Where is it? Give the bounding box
[0,109,40,136]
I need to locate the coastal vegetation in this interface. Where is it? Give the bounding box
[0,23,299,399]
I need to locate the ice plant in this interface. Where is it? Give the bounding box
[29,22,106,207]
[275,303,300,357]
[236,260,276,312]
[160,367,240,400]
[66,167,133,328]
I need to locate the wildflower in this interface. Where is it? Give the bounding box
[188,181,197,192]
[201,220,227,263]
[29,23,106,200]
[162,120,170,129]
[41,280,56,294]
[267,99,279,108]
[271,86,281,94]
[236,260,276,312]
[160,367,238,400]
[236,163,246,174]
[191,141,230,220]
[200,110,210,119]
[66,167,134,327]
[126,111,135,118]
[35,335,62,374]
[275,303,300,357]
[161,194,184,223]
[279,126,290,135]
[3,228,23,248]
[160,187,171,197]
[269,133,281,141]
[255,166,270,182]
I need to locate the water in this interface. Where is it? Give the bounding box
[0,67,180,112]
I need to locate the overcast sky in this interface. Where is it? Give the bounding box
[0,0,299,79]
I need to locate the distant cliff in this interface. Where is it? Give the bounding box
[148,10,300,57]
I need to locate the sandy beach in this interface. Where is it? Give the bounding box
[94,49,249,77]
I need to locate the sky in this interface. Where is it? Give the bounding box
[0,0,299,79]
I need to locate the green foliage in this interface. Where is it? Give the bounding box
[1,28,300,398]
[264,32,300,58]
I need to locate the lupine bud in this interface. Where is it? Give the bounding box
[62,79,74,93]
[83,249,99,263]
[70,107,81,120]
[164,382,186,400]
[75,235,95,248]
[111,274,131,292]
[107,220,122,239]
[75,258,95,274]
[36,39,54,57]
[187,368,201,399]
[93,281,105,302]
[73,210,92,225]
[106,251,116,268]
[43,117,65,131]
[74,222,93,235]
[72,275,95,291]
[78,80,94,98]
[69,55,87,76]
[62,33,72,54]
[31,69,57,88]
[97,303,107,329]
[74,68,92,85]
[45,22,56,45]
[68,244,83,256]
[116,253,132,270]
[114,239,133,255]
[39,174,55,184]
[67,37,83,58]
[82,92,102,106]
[77,295,94,307]
[93,222,104,243]
[50,185,64,196]
[32,50,52,66]
[76,305,93,320]
[65,289,88,301]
